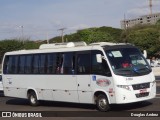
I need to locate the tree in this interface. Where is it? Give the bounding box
[0,40,24,62]
[127,28,160,57]
[23,41,41,50]
[156,19,160,26]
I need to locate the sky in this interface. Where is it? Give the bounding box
[0,0,160,40]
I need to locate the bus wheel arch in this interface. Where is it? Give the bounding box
[94,91,110,112]
[27,89,39,106]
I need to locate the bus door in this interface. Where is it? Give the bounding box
[76,52,93,103]
[51,52,79,103]
[91,50,116,103]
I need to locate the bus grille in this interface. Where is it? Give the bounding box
[135,92,149,98]
[132,82,150,90]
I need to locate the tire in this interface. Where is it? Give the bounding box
[96,94,110,112]
[28,91,39,106]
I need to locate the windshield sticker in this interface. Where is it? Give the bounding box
[112,51,122,58]
[112,66,115,69]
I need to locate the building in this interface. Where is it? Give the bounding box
[121,13,160,29]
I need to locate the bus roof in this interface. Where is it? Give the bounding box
[4,42,134,55]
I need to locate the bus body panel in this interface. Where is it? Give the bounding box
[3,75,79,103]
[113,73,156,104]
[77,75,93,103]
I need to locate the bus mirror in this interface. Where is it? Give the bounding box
[96,54,102,63]
[143,50,147,58]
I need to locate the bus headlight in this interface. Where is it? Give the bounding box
[117,85,131,91]
[151,80,156,87]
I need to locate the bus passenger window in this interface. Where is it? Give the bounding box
[6,56,18,74]
[39,54,46,74]
[3,56,9,74]
[56,53,63,74]
[77,53,90,74]
[62,52,75,74]
[19,56,25,74]
[33,55,40,74]
[25,55,32,74]
[46,53,57,74]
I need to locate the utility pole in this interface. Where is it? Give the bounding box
[46,32,49,44]
[124,14,126,30]
[149,0,153,16]
[20,25,24,44]
[58,28,66,43]
[124,13,128,43]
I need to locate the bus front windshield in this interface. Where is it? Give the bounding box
[105,48,151,77]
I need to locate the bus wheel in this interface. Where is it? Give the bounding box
[28,91,39,106]
[96,94,110,112]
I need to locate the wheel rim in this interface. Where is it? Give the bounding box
[98,98,107,109]
[30,95,36,104]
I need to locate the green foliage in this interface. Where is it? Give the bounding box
[0,39,42,63]
[0,40,24,62]
[49,36,62,43]
[122,24,160,57]
[23,41,41,49]
[75,27,122,43]
[76,28,113,43]
[156,19,160,26]
[49,26,122,43]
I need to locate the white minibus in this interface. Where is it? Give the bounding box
[2,42,156,111]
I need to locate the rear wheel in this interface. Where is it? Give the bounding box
[28,91,39,106]
[96,94,110,112]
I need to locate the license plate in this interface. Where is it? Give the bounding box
[140,89,147,93]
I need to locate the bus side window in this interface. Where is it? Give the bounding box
[39,54,46,74]
[91,50,111,77]
[56,53,63,74]
[77,53,90,74]
[11,56,19,74]
[25,55,33,74]
[19,55,26,74]
[7,56,13,74]
[3,56,9,74]
[33,54,40,74]
[62,52,75,74]
[46,53,57,74]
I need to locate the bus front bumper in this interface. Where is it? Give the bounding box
[114,82,156,104]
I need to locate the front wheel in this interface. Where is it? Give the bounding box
[96,94,110,112]
[28,91,39,106]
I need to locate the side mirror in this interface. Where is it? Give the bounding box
[143,50,147,58]
[96,54,102,63]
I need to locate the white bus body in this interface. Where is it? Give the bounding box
[2,42,156,111]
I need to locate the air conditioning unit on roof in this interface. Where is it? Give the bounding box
[39,41,87,49]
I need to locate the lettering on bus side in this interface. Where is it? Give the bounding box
[126,78,133,80]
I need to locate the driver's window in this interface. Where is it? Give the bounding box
[91,50,111,77]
